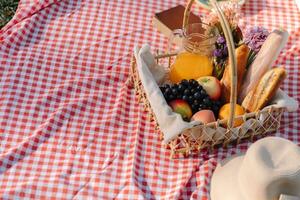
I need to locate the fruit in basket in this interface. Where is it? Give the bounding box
[197,76,221,100]
[169,52,213,83]
[160,79,222,117]
[218,103,245,127]
[191,110,216,124]
[168,99,193,121]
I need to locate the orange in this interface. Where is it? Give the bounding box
[218,103,245,127]
[169,52,213,83]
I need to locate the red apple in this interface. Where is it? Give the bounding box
[197,76,221,100]
[191,110,216,124]
[169,99,192,121]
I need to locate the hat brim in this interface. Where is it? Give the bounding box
[210,153,246,200]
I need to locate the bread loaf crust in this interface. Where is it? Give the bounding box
[242,67,287,112]
[221,44,250,103]
[239,29,289,102]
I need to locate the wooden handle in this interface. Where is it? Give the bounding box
[279,194,300,200]
[183,0,238,139]
[183,0,195,28]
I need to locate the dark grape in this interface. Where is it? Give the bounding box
[194,92,201,99]
[183,89,191,96]
[171,88,178,95]
[193,80,199,87]
[182,95,189,101]
[190,88,196,94]
[212,105,219,112]
[191,104,198,112]
[203,98,210,105]
[176,93,182,99]
[171,84,178,90]
[200,89,206,94]
[181,79,189,86]
[188,95,194,102]
[203,97,211,106]
[193,99,200,106]
[169,94,175,100]
[164,94,170,101]
[159,86,166,93]
[165,88,172,95]
[189,79,198,87]
[200,90,207,97]
[178,84,186,92]
[199,104,204,109]
[196,85,203,91]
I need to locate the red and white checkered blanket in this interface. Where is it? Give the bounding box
[0,0,299,199]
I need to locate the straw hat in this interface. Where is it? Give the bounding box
[210,137,300,200]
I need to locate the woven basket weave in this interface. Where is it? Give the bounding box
[130,0,285,157]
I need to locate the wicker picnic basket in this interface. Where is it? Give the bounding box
[130,0,285,157]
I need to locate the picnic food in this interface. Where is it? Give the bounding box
[242,67,287,112]
[197,76,221,100]
[131,0,296,157]
[220,44,250,102]
[169,52,213,83]
[160,79,222,117]
[191,110,216,124]
[239,29,289,102]
[168,99,193,121]
[218,103,245,127]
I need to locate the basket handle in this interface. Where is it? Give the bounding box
[183,0,237,131]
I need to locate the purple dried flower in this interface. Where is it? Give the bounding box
[244,26,269,52]
[217,36,226,44]
[214,36,228,59]
[213,49,223,57]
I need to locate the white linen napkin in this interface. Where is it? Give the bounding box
[265,89,298,112]
[134,45,199,143]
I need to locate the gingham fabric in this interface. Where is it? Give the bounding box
[0,0,299,199]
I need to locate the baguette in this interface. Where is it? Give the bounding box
[239,29,289,102]
[242,67,287,112]
[221,44,250,103]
